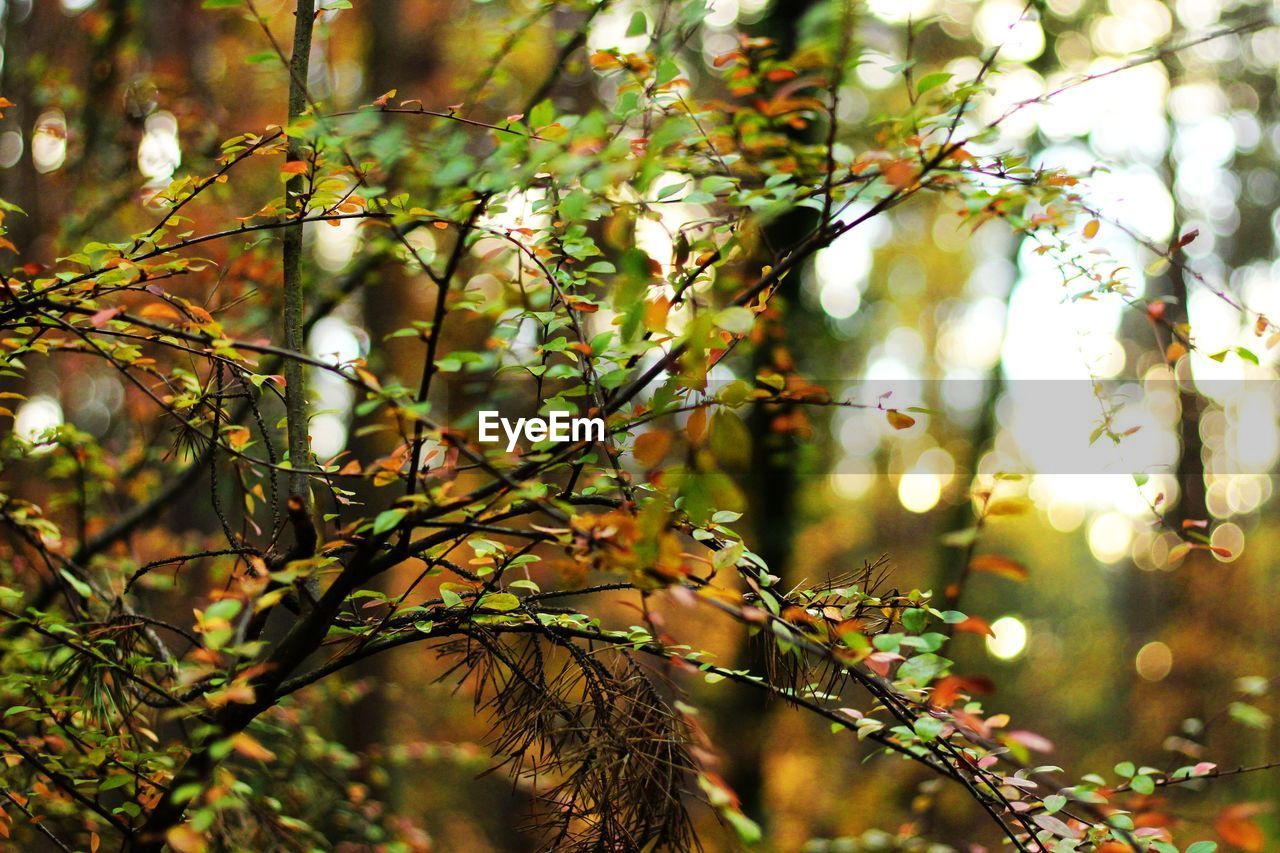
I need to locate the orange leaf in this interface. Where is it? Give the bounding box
[139,303,182,321]
[280,160,308,176]
[644,296,671,333]
[184,305,216,325]
[686,406,708,445]
[1083,219,1100,239]
[1166,341,1187,363]
[1216,803,1269,852]
[968,554,1028,581]
[633,430,672,468]
[589,52,622,71]
[881,159,917,190]
[885,409,915,430]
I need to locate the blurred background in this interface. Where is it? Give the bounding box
[2,0,1279,848]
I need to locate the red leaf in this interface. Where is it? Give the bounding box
[89,306,124,327]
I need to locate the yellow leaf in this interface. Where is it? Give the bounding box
[1082,219,1100,239]
[166,825,207,853]
[984,497,1031,516]
[231,732,276,762]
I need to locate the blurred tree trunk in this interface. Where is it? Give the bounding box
[1115,54,1212,749]
[0,0,56,262]
[80,0,133,173]
[342,6,535,850]
[717,0,821,828]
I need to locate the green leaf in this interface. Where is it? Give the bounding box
[99,774,134,792]
[1228,701,1271,729]
[528,99,555,129]
[373,507,408,535]
[714,306,755,336]
[1043,794,1066,814]
[1186,843,1218,853]
[205,598,242,621]
[913,715,945,741]
[507,580,540,593]
[59,568,93,599]
[723,809,762,844]
[201,0,241,7]
[940,527,978,547]
[1114,761,1135,778]
[1130,774,1154,794]
[896,653,950,686]
[479,592,520,612]
[656,182,684,200]
[916,71,953,95]
[626,9,648,37]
